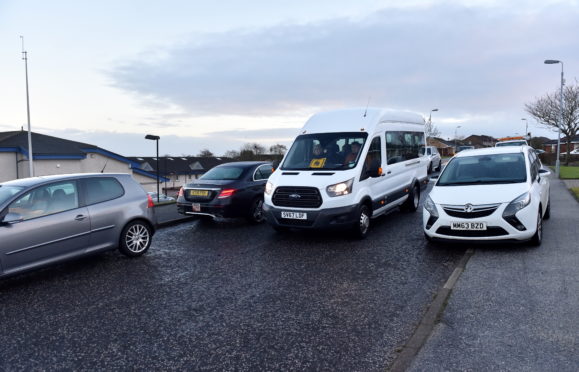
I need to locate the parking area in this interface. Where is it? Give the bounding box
[0,190,464,371]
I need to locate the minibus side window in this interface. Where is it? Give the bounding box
[386,131,425,164]
[361,136,382,181]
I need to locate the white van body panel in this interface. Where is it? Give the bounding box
[264,108,428,232]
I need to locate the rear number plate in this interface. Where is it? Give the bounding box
[281,211,307,220]
[189,190,209,197]
[192,203,201,212]
[451,222,487,230]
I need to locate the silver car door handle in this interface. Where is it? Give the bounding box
[75,215,87,221]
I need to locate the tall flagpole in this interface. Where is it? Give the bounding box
[21,36,34,177]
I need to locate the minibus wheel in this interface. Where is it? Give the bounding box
[352,204,371,239]
[402,184,420,212]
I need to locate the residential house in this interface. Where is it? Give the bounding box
[427,137,457,156]
[462,134,496,148]
[543,135,579,153]
[127,156,233,194]
[0,130,166,190]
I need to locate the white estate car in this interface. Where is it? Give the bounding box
[423,146,550,245]
[420,146,442,173]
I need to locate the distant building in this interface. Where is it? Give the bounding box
[0,131,165,190]
[427,137,457,156]
[462,134,496,148]
[127,156,233,193]
[543,135,579,153]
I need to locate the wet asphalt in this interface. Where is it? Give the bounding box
[0,188,465,371]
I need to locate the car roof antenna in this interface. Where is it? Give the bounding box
[363,96,371,118]
[101,159,108,173]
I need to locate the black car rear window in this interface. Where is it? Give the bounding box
[201,167,245,180]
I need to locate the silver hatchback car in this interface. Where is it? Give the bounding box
[0,173,156,278]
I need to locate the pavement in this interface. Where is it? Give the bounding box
[407,177,579,371]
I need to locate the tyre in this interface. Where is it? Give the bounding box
[436,161,442,172]
[530,210,543,246]
[119,220,152,257]
[427,162,433,174]
[543,199,551,220]
[351,203,371,239]
[402,184,420,212]
[247,198,265,224]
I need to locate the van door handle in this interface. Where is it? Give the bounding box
[75,215,87,221]
[386,171,392,175]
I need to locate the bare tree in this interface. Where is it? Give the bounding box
[197,149,214,157]
[269,144,287,155]
[223,150,240,159]
[525,83,579,165]
[241,142,266,155]
[424,120,441,139]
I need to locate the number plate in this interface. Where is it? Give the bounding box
[281,211,307,220]
[189,189,209,197]
[451,222,487,230]
[192,203,201,212]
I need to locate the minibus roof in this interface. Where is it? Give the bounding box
[301,108,424,134]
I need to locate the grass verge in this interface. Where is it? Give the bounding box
[559,166,579,179]
[570,187,579,202]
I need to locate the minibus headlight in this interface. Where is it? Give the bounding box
[424,195,438,217]
[503,192,531,217]
[265,181,274,195]
[326,178,353,197]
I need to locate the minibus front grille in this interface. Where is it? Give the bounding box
[272,187,322,208]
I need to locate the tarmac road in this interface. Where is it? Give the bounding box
[0,187,465,371]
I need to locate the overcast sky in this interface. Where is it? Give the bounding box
[1,0,578,156]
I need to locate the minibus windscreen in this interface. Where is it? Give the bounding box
[282,132,368,170]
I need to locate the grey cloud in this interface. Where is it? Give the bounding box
[109,3,579,120]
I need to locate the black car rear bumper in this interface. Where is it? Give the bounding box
[263,203,358,229]
[177,201,240,219]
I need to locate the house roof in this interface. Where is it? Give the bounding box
[544,135,579,145]
[0,130,165,181]
[127,156,233,175]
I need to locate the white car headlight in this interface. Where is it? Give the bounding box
[503,192,531,217]
[265,181,274,195]
[326,178,354,197]
[423,195,438,217]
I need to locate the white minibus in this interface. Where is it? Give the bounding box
[263,108,429,238]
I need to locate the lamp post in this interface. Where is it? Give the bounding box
[544,59,564,177]
[521,118,528,138]
[21,36,34,177]
[427,108,439,143]
[145,134,160,202]
[454,125,461,154]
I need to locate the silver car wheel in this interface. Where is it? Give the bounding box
[125,224,150,253]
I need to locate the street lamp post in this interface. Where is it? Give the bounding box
[521,118,528,138]
[544,59,564,177]
[21,36,34,177]
[454,125,462,154]
[427,108,439,143]
[145,134,160,202]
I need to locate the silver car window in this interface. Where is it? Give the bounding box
[8,181,79,221]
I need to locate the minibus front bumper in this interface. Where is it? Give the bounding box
[263,203,358,229]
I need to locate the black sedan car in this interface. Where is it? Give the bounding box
[177,161,273,223]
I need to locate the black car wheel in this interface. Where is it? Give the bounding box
[119,220,152,257]
[427,162,433,173]
[247,198,265,224]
